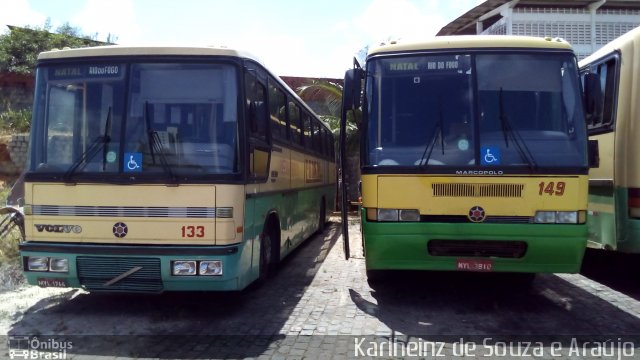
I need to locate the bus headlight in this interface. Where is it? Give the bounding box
[199,260,223,276]
[49,257,69,272]
[534,211,556,223]
[534,211,582,224]
[27,257,49,271]
[556,211,578,224]
[172,260,197,276]
[399,209,420,222]
[377,209,399,221]
[373,208,420,222]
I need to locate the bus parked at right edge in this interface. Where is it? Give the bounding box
[579,26,640,254]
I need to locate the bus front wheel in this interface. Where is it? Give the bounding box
[259,233,272,282]
[259,220,280,282]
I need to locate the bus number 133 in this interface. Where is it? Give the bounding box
[181,225,205,238]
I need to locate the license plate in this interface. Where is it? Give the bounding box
[456,259,493,272]
[37,278,68,288]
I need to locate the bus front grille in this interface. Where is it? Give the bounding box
[428,240,527,258]
[432,183,524,198]
[77,256,163,293]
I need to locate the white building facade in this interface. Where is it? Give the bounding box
[439,0,640,59]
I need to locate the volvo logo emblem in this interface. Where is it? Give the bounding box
[468,206,486,223]
[113,222,128,238]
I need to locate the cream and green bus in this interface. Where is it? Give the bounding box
[579,26,640,254]
[340,36,597,281]
[19,45,335,292]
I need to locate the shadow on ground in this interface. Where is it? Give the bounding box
[8,223,341,359]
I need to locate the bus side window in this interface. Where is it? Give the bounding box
[268,82,287,141]
[304,114,313,149]
[289,102,302,146]
[246,69,270,180]
[584,55,619,134]
[245,71,268,140]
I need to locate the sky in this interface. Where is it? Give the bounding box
[1,0,485,78]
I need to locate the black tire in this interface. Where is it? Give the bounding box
[366,270,385,286]
[258,220,280,282]
[258,232,273,282]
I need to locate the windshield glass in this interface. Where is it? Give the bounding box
[29,61,239,178]
[365,52,587,170]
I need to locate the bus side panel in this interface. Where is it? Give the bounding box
[257,145,336,262]
[289,150,306,247]
[587,130,616,250]
[587,189,616,250]
[616,187,640,253]
[241,187,260,288]
[259,146,291,260]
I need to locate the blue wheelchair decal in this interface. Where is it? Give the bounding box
[124,152,142,172]
[481,146,501,165]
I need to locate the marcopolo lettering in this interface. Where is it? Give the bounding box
[456,170,504,176]
[34,224,82,234]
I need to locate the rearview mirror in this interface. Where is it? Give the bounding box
[342,68,363,111]
[583,73,603,126]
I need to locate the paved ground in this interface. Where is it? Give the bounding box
[1,215,640,359]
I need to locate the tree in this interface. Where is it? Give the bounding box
[297,79,362,204]
[0,19,114,74]
[297,79,361,153]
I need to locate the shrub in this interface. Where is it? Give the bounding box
[0,109,31,133]
[0,185,22,266]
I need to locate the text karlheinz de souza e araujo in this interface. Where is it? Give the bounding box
[353,337,637,358]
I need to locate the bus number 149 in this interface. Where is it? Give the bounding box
[538,181,566,196]
[181,225,205,238]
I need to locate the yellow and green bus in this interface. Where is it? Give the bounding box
[579,26,640,254]
[340,36,597,280]
[19,45,335,292]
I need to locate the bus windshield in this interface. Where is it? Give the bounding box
[365,52,587,170]
[29,62,239,179]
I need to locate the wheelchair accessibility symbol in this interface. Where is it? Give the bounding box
[481,146,501,165]
[124,152,142,172]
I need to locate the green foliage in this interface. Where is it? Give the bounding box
[297,80,343,118]
[0,108,31,133]
[297,80,361,154]
[0,19,112,74]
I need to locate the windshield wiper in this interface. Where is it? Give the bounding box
[498,88,537,170]
[102,106,112,171]
[63,107,112,181]
[418,103,445,167]
[144,101,177,184]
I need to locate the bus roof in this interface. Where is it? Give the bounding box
[37,45,261,62]
[35,44,330,131]
[367,35,573,57]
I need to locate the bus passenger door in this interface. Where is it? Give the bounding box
[245,65,271,273]
[245,66,271,182]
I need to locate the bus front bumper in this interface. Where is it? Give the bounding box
[19,242,254,293]
[362,214,587,274]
